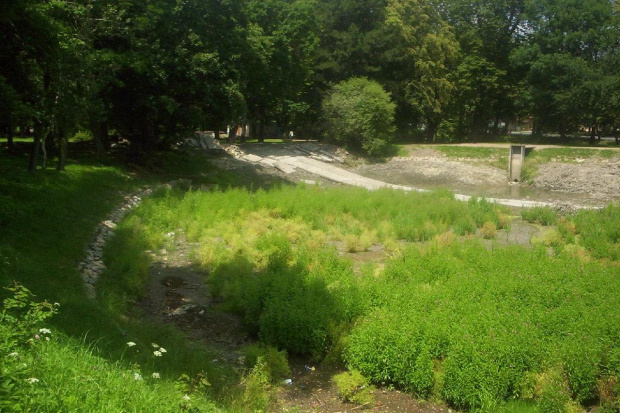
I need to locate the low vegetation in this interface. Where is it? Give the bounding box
[118,178,620,411]
[3,145,620,411]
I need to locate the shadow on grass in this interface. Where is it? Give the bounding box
[0,142,300,400]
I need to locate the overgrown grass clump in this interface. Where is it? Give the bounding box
[124,183,620,410]
[346,242,620,410]
[0,149,250,411]
[0,284,219,412]
[4,144,620,411]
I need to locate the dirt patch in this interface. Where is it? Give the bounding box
[134,231,456,412]
[350,156,506,188]
[278,359,451,413]
[135,234,250,357]
[344,150,620,207]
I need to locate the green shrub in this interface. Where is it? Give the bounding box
[344,242,620,409]
[242,344,291,384]
[322,77,396,156]
[241,357,272,412]
[69,130,93,142]
[572,203,620,261]
[536,368,571,413]
[521,207,558,226]
[481,221,498,239]
[333,370,375,405]
[0,283,58,413]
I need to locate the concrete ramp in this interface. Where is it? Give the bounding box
[509,145,525,182]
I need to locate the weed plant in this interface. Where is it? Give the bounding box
[521,207,558,226]
[345,241,620,410]
[127,185,620,411]
[569,204,620,261]
[0,283,219,412]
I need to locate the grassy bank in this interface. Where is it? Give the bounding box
[0,146,261,411]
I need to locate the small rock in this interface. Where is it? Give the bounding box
[102,220,117,229]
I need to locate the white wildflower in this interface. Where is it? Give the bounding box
[152,372,160,379]
[153,350,162,357]
[183,394,191,401]
[45,337,50,341]
[26,378,39,384]
[126,342,136,347]
[134,373,142,381]
[8,352,18,357]
[39,328,51,335]
[159,347,167,353]
[151,343,159,348]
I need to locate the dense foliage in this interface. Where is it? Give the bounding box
[322,78,396,155]
[125,184,620,411]
[2,0,618,167]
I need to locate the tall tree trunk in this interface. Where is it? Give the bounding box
[589,124,596,144]
[28,124,50,172]
[90,120,107,156]
[56,133,68,171]
[426,116,440,142]
[257,121,265,143]
[41,136,47,171]
[7,125,14,151]
[214,129,220,140]
[241,124,247,144]
[228,124,237,144]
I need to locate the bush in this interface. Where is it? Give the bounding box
[322,77,396,156]
[333,370,375,405]
[481,221,498,239]
[521,207,558,226]
[241,344,291,384]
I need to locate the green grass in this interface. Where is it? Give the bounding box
[3,141,620,411]
[0,147,271,411]
[17,336,220,412]
[521,206,559,226]
[121,183,620,411]
[404,145,510,170]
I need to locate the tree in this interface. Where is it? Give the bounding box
[315,0,459,140]
[240,0,320,141]
[513,0,619,138]
[440,0,525,139]
[380,0,459,139]
[322,77,395,155]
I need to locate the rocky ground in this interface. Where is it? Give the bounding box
[345,145,620,206]
[533,160,620,202]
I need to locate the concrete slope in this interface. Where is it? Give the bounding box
[226,146,595,209]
